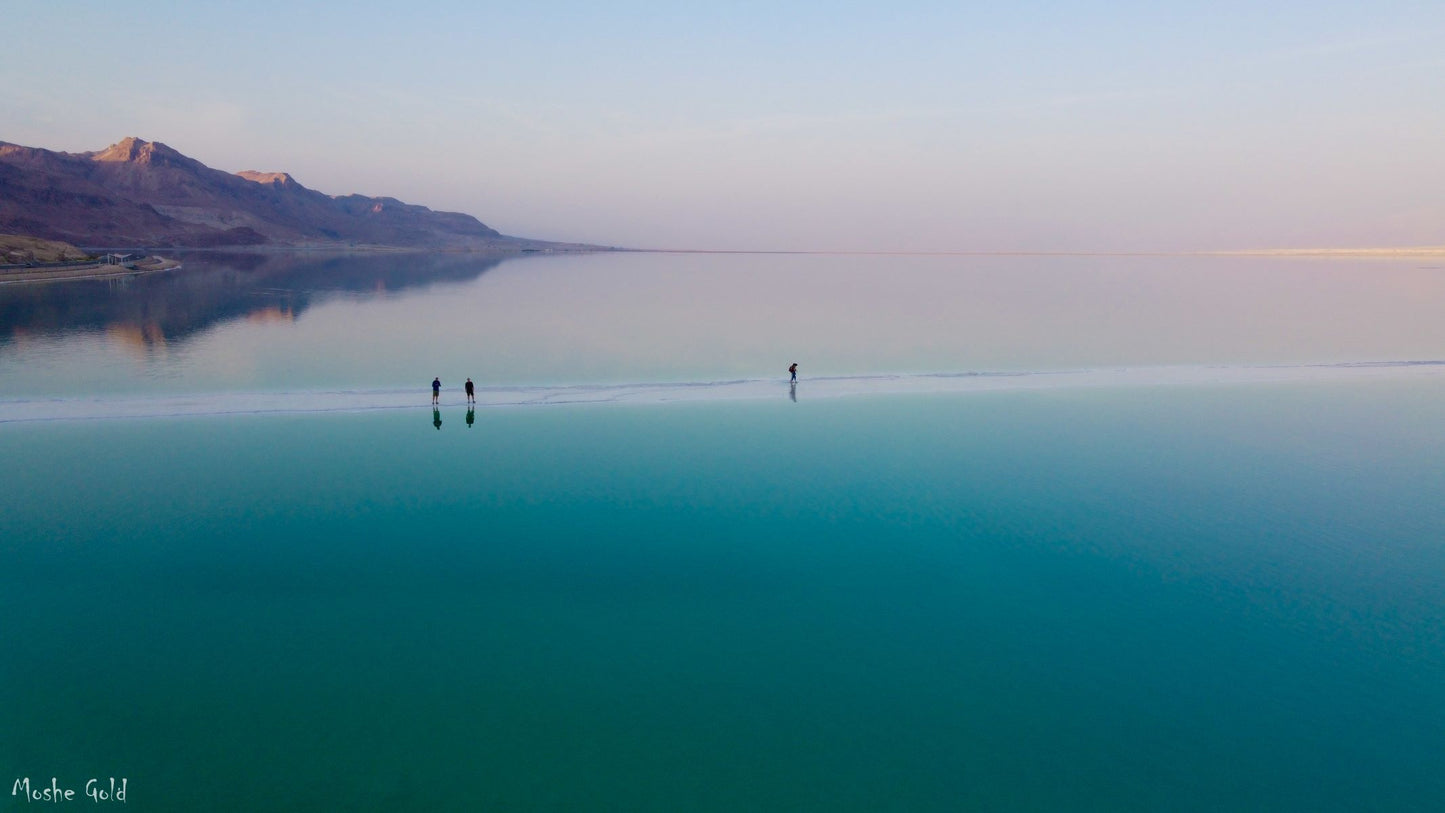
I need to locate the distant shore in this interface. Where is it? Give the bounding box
[156,240,619,255]
[0,239,622,285]
[0,256,182,285]
[634,246,1445,257]
[1202,246,1445,258]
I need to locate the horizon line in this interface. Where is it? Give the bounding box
[622,246,1445,258]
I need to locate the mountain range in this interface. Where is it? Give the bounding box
[0,137,580,250]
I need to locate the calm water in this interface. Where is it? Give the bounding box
[3,253,1444,811]
[2,251,1444,396]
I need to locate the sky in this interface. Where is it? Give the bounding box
[4,0,1443,251]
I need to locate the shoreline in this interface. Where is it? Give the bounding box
[2,244,1439,284]
[152,240,619,255]
[0,256,182,285]
[629,246,1445,257]
[1200,246,1445,258]
[4,360,1442,425]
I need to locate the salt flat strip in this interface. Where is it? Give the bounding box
[1,361,1442,424]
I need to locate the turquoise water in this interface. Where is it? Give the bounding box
[5,382,1444,811]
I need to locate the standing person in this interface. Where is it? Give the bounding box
[432,377,441,405]
[465,378,475,404]
[789,362,798,383]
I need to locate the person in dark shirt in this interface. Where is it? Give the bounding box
[465,378,475,404]
[432,377,441,405]
[788,362,798,383]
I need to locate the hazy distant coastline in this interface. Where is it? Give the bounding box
[2,135,1434,262]
[638,247,1445,257]
[0,137,614,254]
[1202,246,1445,257]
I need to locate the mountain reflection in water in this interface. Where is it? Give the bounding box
[0,251,515,348]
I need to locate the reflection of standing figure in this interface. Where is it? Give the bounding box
[432,377,441,405]
[789,380,797,403]
[465,378,475,404]
[788,362,798,383]
[466,407,475,428]
[433,407,443,430]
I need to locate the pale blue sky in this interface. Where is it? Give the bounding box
[5,1,1443,250]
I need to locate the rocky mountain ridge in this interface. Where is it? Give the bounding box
[0,137,566,250]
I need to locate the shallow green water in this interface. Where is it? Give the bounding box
[4,383,1443,811]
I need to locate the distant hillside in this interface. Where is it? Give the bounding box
[0,137,581,251]
[0,233,90,263]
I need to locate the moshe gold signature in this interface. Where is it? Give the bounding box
[11,777,127,803]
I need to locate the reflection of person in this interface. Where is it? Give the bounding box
[432,377,441,405]
[466,406,475,428]
[788,362,798,383]
[465,378,475,404]
[789,380,797,403]
[433,407,442,430]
